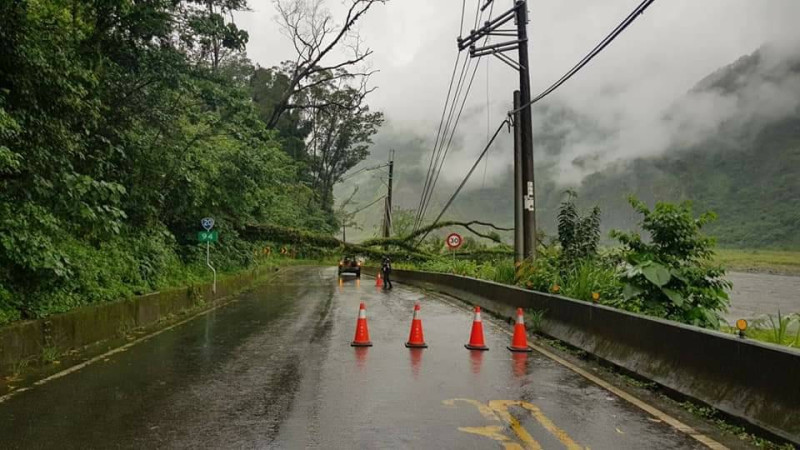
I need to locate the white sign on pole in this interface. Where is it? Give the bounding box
[200,217,216,293]
[446,233,463,250]
[201,217,215,231]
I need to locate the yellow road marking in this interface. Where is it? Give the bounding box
[487,401,543,450]
[482,318,729,450]
[445,398,584,449]
[444,398,501,421]
[428,292,728,450]
[458,426,525,450]
[490,400,581,450]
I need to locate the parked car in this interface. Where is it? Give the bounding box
[338,255,361,277]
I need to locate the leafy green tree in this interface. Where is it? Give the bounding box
[250,65,311,161]
[0,0,336,324]
[305,76,384,217]
[611,197,731,328]
[391,209,417,238]
[180,0,250,70]
[557,190,600,262]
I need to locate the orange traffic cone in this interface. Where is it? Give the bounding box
[465,306,489,351]
[351,303,373,347]
[375,272,383,288]
[405,303,428,348]
[507,308,533,352]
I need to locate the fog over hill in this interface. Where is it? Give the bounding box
[337,43,800,248]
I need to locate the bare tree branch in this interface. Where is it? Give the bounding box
[359,220,514,248]
[267,0,385,129]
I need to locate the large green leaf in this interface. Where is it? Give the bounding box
[622,283,643,300]
[641,263,671,287]
[661,288,684,307]
[669,268,689,284]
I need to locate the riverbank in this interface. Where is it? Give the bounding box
[715,249,800,276]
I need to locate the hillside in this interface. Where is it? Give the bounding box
[578,45,800,248]
[338,44,800,249]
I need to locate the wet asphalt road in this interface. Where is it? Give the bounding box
[1,267,709,449]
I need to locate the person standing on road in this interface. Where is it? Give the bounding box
[381,256,393,290]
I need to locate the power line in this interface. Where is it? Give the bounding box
[416,118,509,245]
[416,57,483,230]
[414,5,468,232]
[415,2,495,233]
[511,0,657,114]
[340,163,388,182]
[416,55,475,230]
[414,53,470,231]
[347,195,386,216]
[415,0,488,233]
[416,48,477,231]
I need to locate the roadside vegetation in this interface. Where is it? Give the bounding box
[398,193,732,330]
[721,311,800,348]
[0,0,384,325]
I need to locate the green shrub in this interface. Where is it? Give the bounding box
[557,190,601,261]
[611,197,731,328]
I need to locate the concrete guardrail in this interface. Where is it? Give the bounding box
[390,268,800,444]
[0,265,283,377]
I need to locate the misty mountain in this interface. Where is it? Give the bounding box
[337,44,800,249]
[578,44,800,248]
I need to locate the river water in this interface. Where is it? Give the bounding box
[725,271,800,324]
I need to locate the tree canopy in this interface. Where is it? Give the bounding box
[0,0,384,324]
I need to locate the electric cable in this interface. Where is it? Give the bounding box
[415,118,509,245]
[511,0,657,114]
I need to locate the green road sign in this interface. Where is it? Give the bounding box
[197,230,219,243]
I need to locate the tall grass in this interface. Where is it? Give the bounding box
[560,261,620,303]
[753,311,800,346]
[400,258,518,285]
[525,309,547,333]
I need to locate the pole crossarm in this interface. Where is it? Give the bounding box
[457,3,519,51]
[470,39,526,56]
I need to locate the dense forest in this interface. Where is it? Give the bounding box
[0,0,384,323]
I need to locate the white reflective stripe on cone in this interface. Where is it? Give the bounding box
[359,309,367,319]
[517,314,524,324]
[474,312,482,322]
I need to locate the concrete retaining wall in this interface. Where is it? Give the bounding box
[391,269,800,444]
[0,266,280,375]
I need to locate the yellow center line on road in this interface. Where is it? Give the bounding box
[444,398,502,421]
[424,291,728,450]
[489,400,582,450]
[457,425,526,450]
[488,401,544,450]
[484,320,729,450]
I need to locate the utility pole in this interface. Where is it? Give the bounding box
[513,90,523,265]
[382,150,394,245]
[458,0,537,260]
[515,1,537,260]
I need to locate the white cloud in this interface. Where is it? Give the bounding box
[236,0,800,188]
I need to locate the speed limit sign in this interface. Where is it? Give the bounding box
[446,232,463,250]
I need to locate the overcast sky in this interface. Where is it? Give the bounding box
[236,0,800,185]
